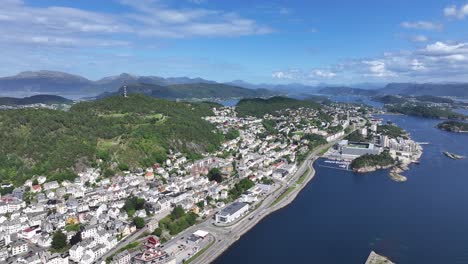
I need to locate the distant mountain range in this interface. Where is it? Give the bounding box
[317,83,468,98]
[0,71,218,97]
[381,83,468,97]
[99,83,274,100]
[0,94,72,105]
[318,87,379,96]
[1,70,468,99]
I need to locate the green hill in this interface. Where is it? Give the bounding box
[236,96,320,117]
[99,82,274,100]
[0,94,223,186]
[387,105,467,120]
[0,95,72,105]
[372,95,408,104]
[437,121,468,133]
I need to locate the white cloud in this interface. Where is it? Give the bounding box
[0,0,273,49]
[411,35,429,42]
[362,60,396,77]
[272,40,468,83]
[421,41,468,57]
[444,4,468,19]
[359,41,468,80]
[188,0,207,4]
[272,70,298,79]
[311,70,336,78]
[411,59,426,71]
[272,68,337,82]
[401,21,443,30]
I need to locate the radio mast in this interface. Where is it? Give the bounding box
[123,80,128,98]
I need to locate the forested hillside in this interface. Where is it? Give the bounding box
[0,94,223,185]
[236,96,320,117]
[0,95,72,105]
[386,105,466,120]
[99,82,274,100]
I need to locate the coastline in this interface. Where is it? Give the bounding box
[353,164,394,173]
[191,151,320,264]
[351,128,423,182]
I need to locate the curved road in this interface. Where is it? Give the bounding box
[189,141,337,264]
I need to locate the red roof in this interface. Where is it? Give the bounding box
[147,236,159,245]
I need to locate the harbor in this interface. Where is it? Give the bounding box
[317,159,352,171]
[216,114,468,264]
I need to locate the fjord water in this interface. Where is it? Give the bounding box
[215,115,468,264]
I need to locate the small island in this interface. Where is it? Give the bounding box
[437,121,468,133]
[351,151,395,173]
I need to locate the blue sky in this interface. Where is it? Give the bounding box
[1,0,468,84]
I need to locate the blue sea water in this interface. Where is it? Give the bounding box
[328,95,384,108]
[455,108,468,116]
[215,115,468,264]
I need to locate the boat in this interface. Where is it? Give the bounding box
[443,151,466,160]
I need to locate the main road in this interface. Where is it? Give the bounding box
[100,131,353,264]
[188,139,340,264]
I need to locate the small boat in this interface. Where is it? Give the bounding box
[443,151,466,160]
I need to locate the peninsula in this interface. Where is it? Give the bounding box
[333,121,422,182]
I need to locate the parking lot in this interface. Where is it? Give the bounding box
[163,233,213,263]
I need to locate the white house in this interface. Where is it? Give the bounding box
[81,225,97,239]
[43,181,60,190]
[111,250,131,264]
[70,244,84,262]
[10,240,28,256]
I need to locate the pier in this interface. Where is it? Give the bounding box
[318,159,351,171]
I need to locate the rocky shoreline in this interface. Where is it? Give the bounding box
[353,143,422,182]
[354,164,394,173]
[389,166,408,182]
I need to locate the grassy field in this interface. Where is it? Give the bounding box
[296,168,311,185]
[271,186,296,207]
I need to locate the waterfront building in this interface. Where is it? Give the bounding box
[380,135,389,148]
[215,202,249,223]
[338,140,382,159]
